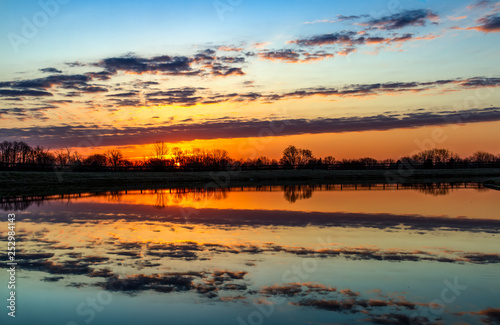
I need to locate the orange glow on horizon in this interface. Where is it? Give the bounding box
[73,120,500,161]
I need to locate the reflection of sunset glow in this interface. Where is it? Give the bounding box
[4,184,499,325]
[69,121,500,161]
[63,185,500,220]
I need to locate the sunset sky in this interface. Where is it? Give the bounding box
[1,0,499,160]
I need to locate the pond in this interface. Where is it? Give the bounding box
[1,182,499,325]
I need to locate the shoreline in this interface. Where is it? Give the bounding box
[1,168,500,198]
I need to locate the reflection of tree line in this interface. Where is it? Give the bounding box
[153,188,228,209]
[0,182,485,211]
[96,188,229,209]
[283,185,314,203]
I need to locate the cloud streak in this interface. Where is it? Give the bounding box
[1,107,499,146]
[361,9,439,30]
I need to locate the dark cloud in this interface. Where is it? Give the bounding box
[218,56,245,64]
[40,67,62,74]
[470,13,500,32]
[456,76,500,87]
[111,99,143,107]
[0,89,53,97]
[85,70,114,80]
[65,61,85,67]
[193,50,216,63]
[79,86,108,93]
[137,81,159,87]
[1,107,499,146]
[290,31,360,47]
[0,74,91,90]
[259,49,301,62]
[146,87,202,106]
[338,14,369,21]
[0,73,111,99]
[98,55,196,75]
[258,49,335,63]
[363,9,439,30]
[0,106,54,120]
[94,52,246,78]
[288,30,419,54]
[107,91,140,98]
[210,66,245,77]
[269,77,500,100]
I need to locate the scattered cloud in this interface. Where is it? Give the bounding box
[361,9,439,30]
[258,49,335,63]
[40,67,62,74]
[468,13,500,32]
[289,30,432,48]
[467,0,495,10]
[218,46,243,52]
[448,15,468,21]
[252,42,270,48]
[458,307,500,324]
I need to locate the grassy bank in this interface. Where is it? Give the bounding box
[1,168,500,197]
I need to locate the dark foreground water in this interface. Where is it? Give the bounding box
[1,183,499,325]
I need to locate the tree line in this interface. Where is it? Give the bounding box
[0,141,499,171]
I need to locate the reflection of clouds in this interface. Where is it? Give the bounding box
[6,233,500,285]
[263,282,441,324]
[95,270,248,299]
[14,208,500,234]
[457,308,500,325]
[3,227,498,324]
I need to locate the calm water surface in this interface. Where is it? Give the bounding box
[1,183,499,325]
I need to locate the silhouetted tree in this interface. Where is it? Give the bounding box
[171,147,185,166]
[322,156,335,165]
[469,151,496,163]
[411,148,459,165]
[105,150,123,168]
[280,145,315,166]
[54,147,81,166]
[83,154,107,167]
[152,141,168,160]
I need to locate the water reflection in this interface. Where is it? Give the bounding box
[0,182,498,325]
[0,181,486,211]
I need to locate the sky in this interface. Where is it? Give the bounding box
[0,0,499,160]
